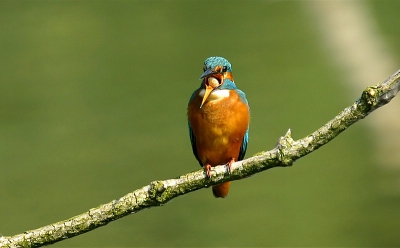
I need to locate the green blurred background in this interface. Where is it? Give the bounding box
[1,0,400,247]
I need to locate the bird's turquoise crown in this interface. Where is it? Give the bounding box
[204,56,232,72]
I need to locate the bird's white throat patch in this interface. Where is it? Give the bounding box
[198,89,230,101]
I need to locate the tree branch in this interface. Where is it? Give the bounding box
[1,69,400,248]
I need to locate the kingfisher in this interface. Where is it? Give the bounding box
[187,56,250,198]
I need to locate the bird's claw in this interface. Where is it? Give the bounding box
[205,158,234,178]
[204,164,212,178]
[226,158,235,174]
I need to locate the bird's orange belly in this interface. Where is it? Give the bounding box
[188,94,249,166]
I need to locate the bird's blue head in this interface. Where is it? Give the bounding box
[198,56,236,108]
[200,56,232,79]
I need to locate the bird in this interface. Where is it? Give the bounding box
[187,56,250,198]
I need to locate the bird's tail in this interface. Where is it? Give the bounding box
[212,182,231,198]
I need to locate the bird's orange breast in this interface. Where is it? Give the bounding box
[187,89,250,167]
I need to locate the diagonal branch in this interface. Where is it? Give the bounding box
[1,69,400,248]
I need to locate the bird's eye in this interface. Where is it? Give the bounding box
[203,65,207,72]
[222,66,227,72]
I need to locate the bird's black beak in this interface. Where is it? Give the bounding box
[199,68,216,80]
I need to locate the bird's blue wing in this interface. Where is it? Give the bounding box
[238,127,249,161]
[188,121,202,167]
[188,90,203,167]
[236,88,249,161]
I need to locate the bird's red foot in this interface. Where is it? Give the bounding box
[204,164,212,178]
[226,158,235,173]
